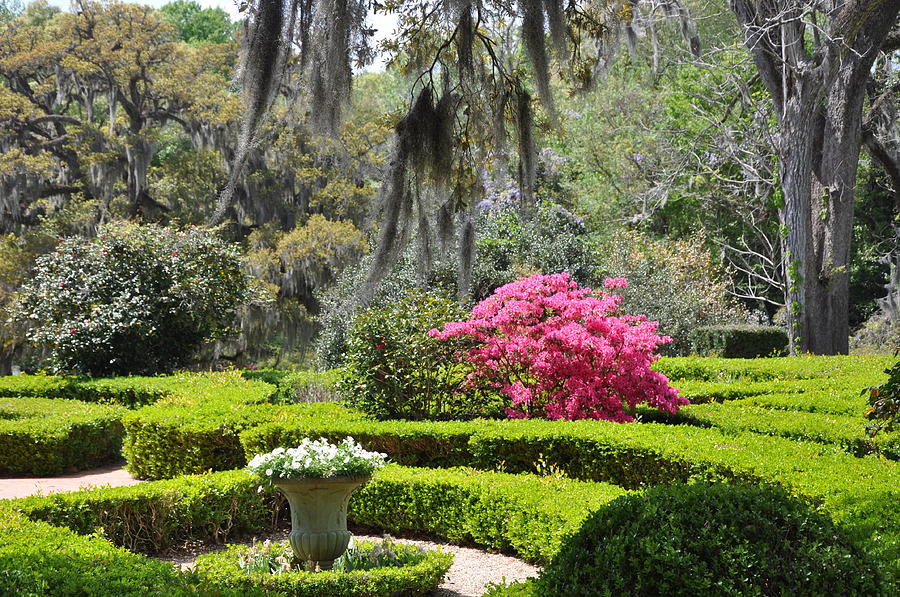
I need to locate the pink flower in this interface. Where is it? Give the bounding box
[431,273,686,422]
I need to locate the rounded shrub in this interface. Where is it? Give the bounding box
[537,482,881,597]
[339,290,502,420]
[14,222,257,376]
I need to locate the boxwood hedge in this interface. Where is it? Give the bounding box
[0,397,125,475]
[194,540,452,596]
[0,465,625,594]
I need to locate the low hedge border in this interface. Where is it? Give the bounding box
[1,465,626,594]
[0,508,194,597]
[688,324,788,358]
[9,469,280,554]
[242,415,900,580]
[673,401,900,459]
[194,540,452,596]
[653,354,893,382]
[0,397,125,475]
[121,402,357,479]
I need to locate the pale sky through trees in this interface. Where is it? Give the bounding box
[44,0,396,69]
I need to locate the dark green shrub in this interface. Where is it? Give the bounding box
[14,222,259,376]
[866,360,900,436]
[0,397,125,475]
[193,539,452,596]
[339,290,500,420]
[689,324,788,358]
[537,483,882,596]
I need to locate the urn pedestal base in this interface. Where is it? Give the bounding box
[274,476,370,571]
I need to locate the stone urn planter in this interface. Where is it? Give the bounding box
[274,475,371,570]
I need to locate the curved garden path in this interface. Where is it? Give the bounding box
[0,465,141,500]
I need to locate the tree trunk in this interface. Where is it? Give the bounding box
[731,0,900,354]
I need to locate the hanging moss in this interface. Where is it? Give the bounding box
[519,0,556,122]
[515,87,536,209]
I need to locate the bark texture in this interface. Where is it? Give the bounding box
[731,0,900,354]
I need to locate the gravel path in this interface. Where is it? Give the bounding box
[159,529,540,597]
[0,465,141,500]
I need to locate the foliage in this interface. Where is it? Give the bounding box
[0,510,195,597]
[866,361,900,437]
[340,291,498,419]
[537,483,881,596]
[340,290,498,420]
[0,397,124,475]
[241,368,341,403]
[597,230,749,354]
[0,0,239,221]
[689,324,788,358]
[193,535,451,596]
[472,196,597,301]
[246,437,386,483]
[11,469,278,554]
[159,0,235,44]
[672,401,900,460]
[431,273,687,421]
[14,223,256,375]
[240,415,477,470]
[333,536,428,572]
[349,465,628,565]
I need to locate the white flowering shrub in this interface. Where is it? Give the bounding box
[246,437,387,483]
[14,222,256,375]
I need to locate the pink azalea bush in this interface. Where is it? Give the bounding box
[429,273,687,422]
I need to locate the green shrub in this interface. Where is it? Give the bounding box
[349,465,628,564]
[0,374,177,407]
[0,509,194,596]
[193,539,452,596]
[689,324,788,358]
[597,231,747,355]
[0,397,125,475]
[242,368,341,403]
[673,401,899,459]
[536,483,882,596]
[10,469,279,554]
[13,222,259,376]
[340,290,499,420]
[866,360,900,436]
[119,373,279,479]
[240,415,477,469]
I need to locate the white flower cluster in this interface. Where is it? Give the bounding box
[247,437,387,481]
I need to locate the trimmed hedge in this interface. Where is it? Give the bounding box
[537,483,881,596]
[689,324,788,358]
[194,540,452,596]
[654,354,893,382]
[241,416,478,469]
[674,401,900,459]
[0,397,125,475]
[0,375,175,407]
[241,368,341,404]
[6,464,624,566]
[350,466,628,565]
[10,469,279,553]
[122,401,357,479]
[0,508,195,596]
